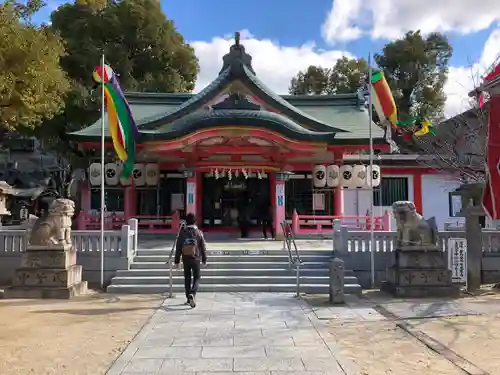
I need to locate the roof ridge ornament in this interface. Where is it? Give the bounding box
[218,31,255,76]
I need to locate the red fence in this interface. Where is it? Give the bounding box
[291,210,391,235]
[78,211,181,234]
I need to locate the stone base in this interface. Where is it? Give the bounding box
[6,246,87,299]
[4,281,88,299]
[380,281,460,298]
[381,249,460,298]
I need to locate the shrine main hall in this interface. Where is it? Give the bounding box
[69,34,397,237]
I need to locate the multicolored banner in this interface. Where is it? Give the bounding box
[93,64,138,179]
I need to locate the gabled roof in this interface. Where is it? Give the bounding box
[69,32,385,144]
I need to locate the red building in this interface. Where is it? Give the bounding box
[69,37,405,238]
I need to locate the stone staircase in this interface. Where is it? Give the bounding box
[107,246,362,295]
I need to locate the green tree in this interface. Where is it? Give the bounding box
[288,57,369,95]
[38,0,200,155]
[375,30,452,121]
[0,0,69,135]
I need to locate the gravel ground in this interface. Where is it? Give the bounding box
[0,292,163,375]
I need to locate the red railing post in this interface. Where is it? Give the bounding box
[77,212,86,230]
[292,209,299,234]
[382,210,391,231]
[171,210,180,232]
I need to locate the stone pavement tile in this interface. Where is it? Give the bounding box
[158,358,233,373]
[234,358,305,371]
[197,373,270,375]
[262,327,317,338]
[302,358,345,372]
[235,320,287,329]
[206,327,263,339]
[140,336,175,347]
[188,320,236,329]
[351,307,386,321]
[265,345,331,358]
[291,334,325,346]
[234,335,295,347]
[172,335,234,347]
[271,372,344,375]
[121,358,164,373]
[312,307,361,320]
[134,346,202,359]
[202,345,266,358]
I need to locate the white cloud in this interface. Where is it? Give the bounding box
[321,0,364,43]
[444,28,500,116]
[322,0,500,43]
[191,31,353,94]
[189,27,500,120]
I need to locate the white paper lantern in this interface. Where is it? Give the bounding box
[105,163,119,186]
[340,165,353,187]
[352,165,367,188]
[133,163,146,186]
[326,165,340,187]
[313,165,326,188]
[89,163,101,186]
[145,163,159,186]
[366,165,381,187]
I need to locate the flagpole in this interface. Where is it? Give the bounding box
[368,53,376,288]
[100,53,105,289]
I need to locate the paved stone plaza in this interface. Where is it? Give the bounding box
[105,293,360,375]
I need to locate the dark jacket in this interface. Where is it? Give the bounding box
[174,225,207,264]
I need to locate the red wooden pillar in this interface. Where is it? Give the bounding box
[271,173,286,240]
[413,171,423,214]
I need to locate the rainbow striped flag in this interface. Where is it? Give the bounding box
[93,64,138,179]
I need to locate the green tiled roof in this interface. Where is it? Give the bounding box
[69,39,386,145]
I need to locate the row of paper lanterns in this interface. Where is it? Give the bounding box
[313,164,381,188]
[88,163,160,186]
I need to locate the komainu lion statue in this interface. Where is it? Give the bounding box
[29,199,75,247]
[392,201,438,250]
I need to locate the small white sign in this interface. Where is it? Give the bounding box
[447,238,467,283]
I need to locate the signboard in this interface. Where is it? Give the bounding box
[313,193,325,210]
[447,238,467,283]
[187,182,195,205]
[171,194,184,211]
[276,183,285,207]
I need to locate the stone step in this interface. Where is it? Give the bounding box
[116,268,332,277]
[130,261,330,270]
[106,283,362,295]
[136,249,333,257]
[132,254,331,263]
[110,275,360,285]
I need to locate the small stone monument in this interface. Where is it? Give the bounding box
[380,201,459,298]
[329,257,345,304]
[5,198,88,299]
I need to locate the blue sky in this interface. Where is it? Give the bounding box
[162,0,492,67]
[32,0,500,115]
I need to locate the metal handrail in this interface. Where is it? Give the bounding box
[166,220,186,298]
[280,220,302,298]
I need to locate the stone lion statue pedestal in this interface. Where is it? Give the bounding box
[5,199,88,299]
[380,201,459,298]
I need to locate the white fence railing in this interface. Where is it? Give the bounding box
[0,218,138,259]
[333,224,500,253]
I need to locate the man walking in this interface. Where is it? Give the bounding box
[259,198,274,240]
[174,213,207,308]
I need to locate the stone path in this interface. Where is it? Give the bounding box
[105,293,359,375]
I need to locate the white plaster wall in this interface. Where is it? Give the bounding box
[342,174,414,230]
[421,174,464,229]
